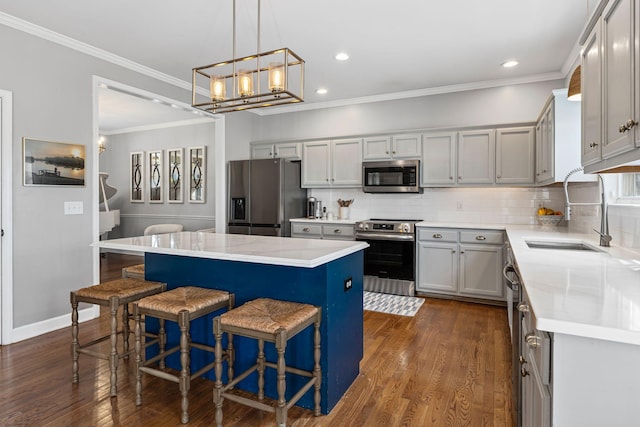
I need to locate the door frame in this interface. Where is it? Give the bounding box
[1,89,14,345]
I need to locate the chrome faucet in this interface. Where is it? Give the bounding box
[563,167,611,247]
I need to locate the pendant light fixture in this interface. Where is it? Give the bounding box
[191,0,305,113]
[567,65,581,101]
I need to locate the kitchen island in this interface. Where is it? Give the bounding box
[94,232,368,414]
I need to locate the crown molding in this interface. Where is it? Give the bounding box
[0,12,191,92]
[101,117,214,136]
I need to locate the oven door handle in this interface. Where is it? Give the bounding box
[355,232,415,241]
[503,264,520,290]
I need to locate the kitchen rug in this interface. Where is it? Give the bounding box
[363,291,424,317]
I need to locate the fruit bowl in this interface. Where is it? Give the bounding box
[537,215,563,227]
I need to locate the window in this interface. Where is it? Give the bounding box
[619,173,640,201]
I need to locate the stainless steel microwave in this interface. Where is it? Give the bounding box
[362,159,421,193]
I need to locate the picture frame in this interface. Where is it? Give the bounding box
[167,148,184,203]
[188,146,206,203]
[130,151,144,202]
[148,150,163,203]
[22,137,85,186]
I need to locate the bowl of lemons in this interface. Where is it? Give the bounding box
[537,207,563,227]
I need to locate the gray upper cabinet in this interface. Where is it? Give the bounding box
[251,142,302,160]
[301,138,362,188]
[580,0,640,172]
[421,132,457,186]
[457,129,495,185]
[363,134,421,160]
[496,126,535,185]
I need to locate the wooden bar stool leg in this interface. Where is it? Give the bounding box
[159,318,166,369]
[134,304,143,406]
[275,331,287,427]
[71,293,79,384]
[213,317,224,427]
[179,310,190,424]
[257,339,265,400]
[122,303,130,358]
[227,332,235,384]
[313,313,322,416]
[109,296,119,397]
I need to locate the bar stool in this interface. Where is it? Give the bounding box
[122,263,145,279]
[70,277,166,397]
[213,298,322,427]
[133,286,235,424]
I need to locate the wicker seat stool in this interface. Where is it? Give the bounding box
[70,277,166,397]
[213,298,322,427]
[122,263,145,279]
[133,286,235,424]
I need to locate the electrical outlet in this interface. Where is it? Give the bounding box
[64,201,83,215]
[344,277,352,292]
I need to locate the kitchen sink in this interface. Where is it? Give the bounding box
[525,240,604,252]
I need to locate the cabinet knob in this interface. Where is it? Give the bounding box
[274,152,278,156]
[525,333,541,348]
[451,249,456,254]
[521,367,530,378]
[326,178,329,182]
[334,229,342,234]
[620,119,638,133]
[519,356,527,365]
[517,302,529,313]
[433,233,443,239]
[458,176,462,180]
[303,227,310,232]
[386,151,389,154]
[496,175,501,179]
[449,176,453,180]
[392,151,396,154]
[589,142,599,148]
[460,250,465,254]
[475,235,486,241]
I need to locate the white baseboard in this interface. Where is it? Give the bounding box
[9,305,100,344]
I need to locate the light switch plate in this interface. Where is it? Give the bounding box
[64,201,83,215]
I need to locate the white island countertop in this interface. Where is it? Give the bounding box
[94,231,368,268]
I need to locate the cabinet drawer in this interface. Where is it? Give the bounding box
[417,228,458,242]
[291,223,322,237]
[460,230,504,245]
[322,224,354,239]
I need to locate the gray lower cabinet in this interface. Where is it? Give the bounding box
[416,227,505,301]
[291,222,355,241]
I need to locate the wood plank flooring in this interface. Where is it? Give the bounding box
[0,253,513,426]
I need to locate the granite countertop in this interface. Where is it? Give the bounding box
[93,231,368,268]
[417,222,640,345]
[290,217,361,225]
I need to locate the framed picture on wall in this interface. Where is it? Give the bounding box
[130,151,144,202]
[148,150,163,203]
[188,146,206,203]
[22,137,85,186]
[167,148,183,203]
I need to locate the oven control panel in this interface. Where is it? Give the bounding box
[355,220,418,234]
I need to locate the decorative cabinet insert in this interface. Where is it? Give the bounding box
[301,138,362,188]
[416,227,504,301]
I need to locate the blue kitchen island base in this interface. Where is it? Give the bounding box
[143,251,364,414]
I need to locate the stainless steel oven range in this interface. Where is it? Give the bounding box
[354,219,421,296]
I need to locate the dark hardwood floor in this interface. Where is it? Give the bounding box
[0,253,513,426]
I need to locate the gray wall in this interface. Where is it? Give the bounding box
[100,122,216,237]
[0,24,198,329]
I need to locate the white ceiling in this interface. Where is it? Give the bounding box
[0,0,596,130]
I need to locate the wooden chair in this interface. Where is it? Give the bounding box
[133,286,234,423]
[121,223,184,279]
[70,278,166,396]
[213,298,322,427]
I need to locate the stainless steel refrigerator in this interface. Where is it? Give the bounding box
[227,158,307,236]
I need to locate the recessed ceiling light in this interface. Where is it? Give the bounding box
[335,52,349,61]
[316,88,328,95]
[502,60,519,68]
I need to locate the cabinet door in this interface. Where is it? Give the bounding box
[582,21,603,166]
[301,141,331,187]
[496,127,535,184]
[251,144,274,159]
[417,241,458,293]
[602,0,636,158]
[457,129,495,184]
[362,136,391,160]
[392,134,421,158]
[274,142,302,160]
[332,138,362,186]
[459,244,504,299]
[539,104,554,183]
[421,132,457,186]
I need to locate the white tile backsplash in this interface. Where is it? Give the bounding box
[309,182,640,249]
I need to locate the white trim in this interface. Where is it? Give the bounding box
[10,306,100,344]
[119,213,216,221]
[215,119,226,233]
[102,118,213,136]
[1,89,13,344]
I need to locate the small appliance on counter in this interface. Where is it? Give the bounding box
[307,197,322,219]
